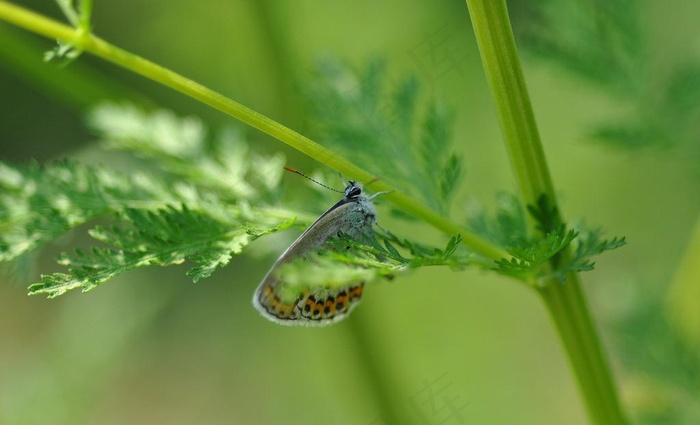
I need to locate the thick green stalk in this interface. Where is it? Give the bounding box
[0,0,507,261]
[465,0,626,423]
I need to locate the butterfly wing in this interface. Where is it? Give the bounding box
[253,197,376,326]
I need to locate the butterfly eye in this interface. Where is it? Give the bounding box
[346,185,362,198]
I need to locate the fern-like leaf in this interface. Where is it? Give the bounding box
[469,193,626,284]
[0,105,297,296]
[303,59,463,215]
[88,103,285,201]
[513,1,700,168]
[0,160,191,262]
[466,192,528,248]
[276,231,472,292]
[512,0,644,95]
[494,228,577,283]
[28,205,296,297]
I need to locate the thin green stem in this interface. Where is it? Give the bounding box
[538,275,624,423]
[0,0,507,261]
[78,0,92,31]
[465,0,626,423]
[0,25,148,109]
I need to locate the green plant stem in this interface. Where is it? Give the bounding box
[78,0,92,31]
[0,25,147,109]
[539,274,625,423]
[465,0,626,423]
[0,0,507,261]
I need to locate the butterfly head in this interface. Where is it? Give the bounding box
[344,181,363,200]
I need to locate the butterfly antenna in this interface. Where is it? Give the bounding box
[284,167,343,193]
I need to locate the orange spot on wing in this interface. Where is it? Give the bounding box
[349,285,363,300]
[325,299,335,313]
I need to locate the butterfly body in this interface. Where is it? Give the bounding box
[253,180,377,326]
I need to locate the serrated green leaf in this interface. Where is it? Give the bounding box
[467,192,528,247]
[29,205,296,297]
[277,230,471,295]
[0,160,189,262]
[513,0,644,95]
[383,240,402,260]
[493,220,626,284]
[514,1,700,170]
[0,104,301,296]
[526,194,564,235]
[88,103,282,201]
[303,59,463,215]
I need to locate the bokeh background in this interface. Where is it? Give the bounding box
[1,1,699,424]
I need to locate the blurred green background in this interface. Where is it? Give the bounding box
[1,0,699,424]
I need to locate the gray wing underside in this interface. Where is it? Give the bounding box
[268,202,357,271]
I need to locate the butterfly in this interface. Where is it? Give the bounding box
[253,174,382,326]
